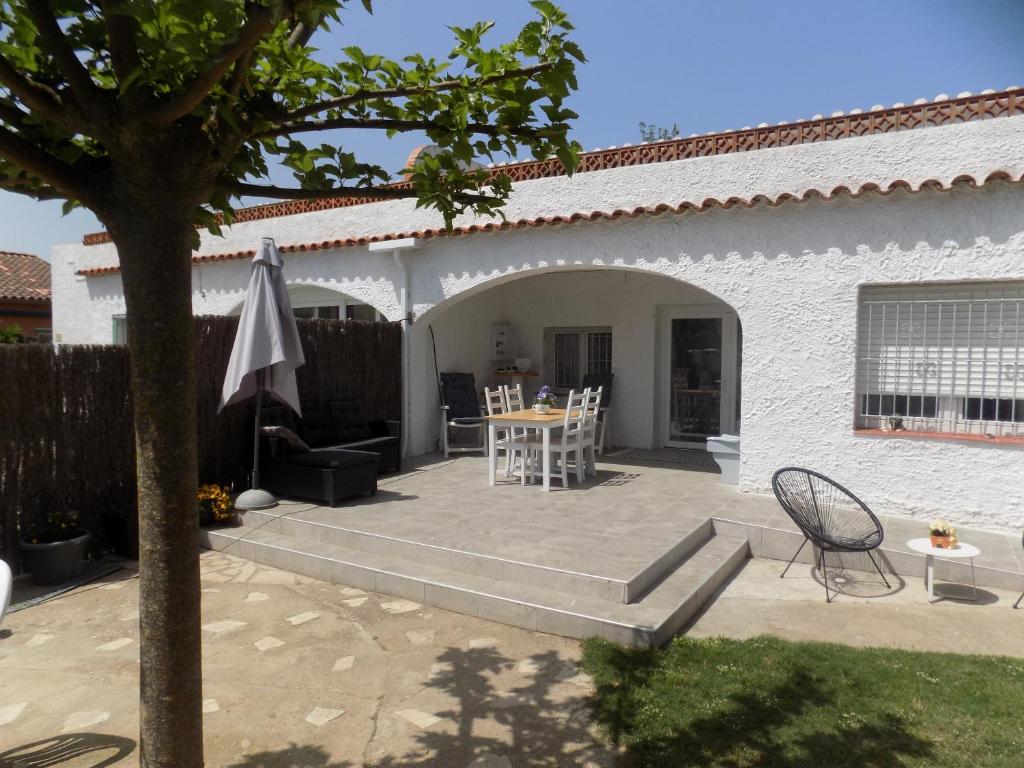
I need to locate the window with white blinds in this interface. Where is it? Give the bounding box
[856,281,1024,436]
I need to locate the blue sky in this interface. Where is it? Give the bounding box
[2,0,1022,259]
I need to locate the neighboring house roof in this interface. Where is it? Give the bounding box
[0,251,51,303]
[75,87,1024,277]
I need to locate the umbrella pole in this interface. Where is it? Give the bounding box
[235,367,278,510]
[252,368,263,489]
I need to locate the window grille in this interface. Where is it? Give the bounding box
[545,327,613,392]
[856,282,1024,436]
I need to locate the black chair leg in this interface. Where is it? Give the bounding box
[780,537,809,579]
[816,547,832,603]
[866,549,891,588]
[1015,591,1023,610]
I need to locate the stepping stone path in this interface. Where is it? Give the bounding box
[26,633,55,647]
[468,637,499,649]
[380,599,421,615]
[332,656,355,672]
[245,592,269,603]
[200,588,222,593]
[305,707,345,726]
[62,710,110,732]
[394,708,442,729]
[286,611,319,626]
[202,620,247,635]
[96,637,133,651]
[254,636,285,651]
[342,597,368,608]
[405,630,435,646]
[202,699,220,714]
[469,756,513,768]
[340,587,365,597]
[0,702,27,726]
[516,658,547,676]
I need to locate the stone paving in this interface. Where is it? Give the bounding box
[0,552,612,767]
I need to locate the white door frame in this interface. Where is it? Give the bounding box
[660,306,739,449]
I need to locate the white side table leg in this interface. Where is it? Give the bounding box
[926,554,936,603]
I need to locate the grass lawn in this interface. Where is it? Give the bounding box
[581,635,1024,768]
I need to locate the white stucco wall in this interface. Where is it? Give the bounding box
[419,270,728,450]
[48,113,1024,531]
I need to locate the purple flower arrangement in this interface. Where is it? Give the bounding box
[536,385,557,406]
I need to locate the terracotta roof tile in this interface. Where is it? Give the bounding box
[0,251,50,302]
[79,88,1024,247]
[75,171,1022,278]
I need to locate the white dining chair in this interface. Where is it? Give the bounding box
[486,386,531,483]
[522,388,589,488]
[581,386,602,478]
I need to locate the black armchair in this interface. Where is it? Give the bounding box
[439,372,487,457]
[772,467,890,602]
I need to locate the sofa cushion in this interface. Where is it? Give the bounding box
[288,449,380,469]
[329,399,373,442]
[261,404,300,435]
[299,405,339,448]
[261,425,310,452]
[326,435,399,452]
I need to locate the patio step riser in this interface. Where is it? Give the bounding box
[238,508,707,604]
[200,527,750,648]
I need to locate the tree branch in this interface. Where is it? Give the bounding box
[220,178,418,201]
[0,124,87,201]
[147,3,280,124]
[220,178,495,206]
[0,52,71,127]
[100,0,143,84]
[25,0,107,117]
[0,173,64,200]
[255,115,543,140]
[277,62,553,123]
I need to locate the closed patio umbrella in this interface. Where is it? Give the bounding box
[219,237,305,510]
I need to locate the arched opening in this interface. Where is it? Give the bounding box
[410,266,743,455]
[226,283,385,321]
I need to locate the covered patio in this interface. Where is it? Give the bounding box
[203,453,1024,647]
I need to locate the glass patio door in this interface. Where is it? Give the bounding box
[664,311,739,448]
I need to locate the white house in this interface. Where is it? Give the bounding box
[52,89,1024,531]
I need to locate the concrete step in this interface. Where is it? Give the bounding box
[237,508,713,605]
[200,525,749,647]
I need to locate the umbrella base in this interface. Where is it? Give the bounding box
[234,488,279,510]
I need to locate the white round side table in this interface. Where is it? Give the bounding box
[907,538,980,603]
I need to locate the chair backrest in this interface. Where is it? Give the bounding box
[582,373,614,408]
[771,467,884,550]
[0,558,11,625]
[484,387,507,416]
[583,387,602,441]
[504,384,526,412]
[440,372,480,420]
[561,388,589,444]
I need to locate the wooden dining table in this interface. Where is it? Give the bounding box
[486,408,565,492]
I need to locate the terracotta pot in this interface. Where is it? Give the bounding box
[930,534,954,549]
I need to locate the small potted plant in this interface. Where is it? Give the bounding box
[198,484,237,527]
[929,519,957,549]
[20,510,90,586]
[534,385,557,414]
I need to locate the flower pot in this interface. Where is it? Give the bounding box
[930,534,954,549]
[20,532,90,586]
[533,404,550,414]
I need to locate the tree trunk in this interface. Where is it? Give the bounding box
[111,206,204,768]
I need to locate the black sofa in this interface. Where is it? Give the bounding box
[263,399,401,473]
[261,443,379,507]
